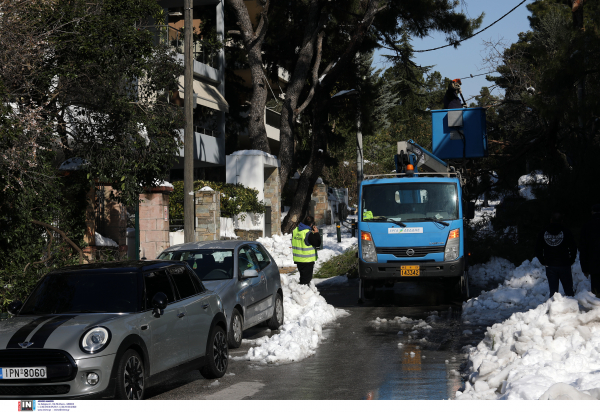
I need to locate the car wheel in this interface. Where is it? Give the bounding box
[228,309,243,348]
[115,349,145,400]
[200,325,228,379]
[267,292,284,330]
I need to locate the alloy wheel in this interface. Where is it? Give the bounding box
[213,331,228,373]
[124,355,144,400]
[232,315,242,343]
[276,297,283,324]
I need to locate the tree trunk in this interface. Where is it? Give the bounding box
[281,97,328,233]
[280,0,384,232]
[227,0,272,153]
[277,0,325,193]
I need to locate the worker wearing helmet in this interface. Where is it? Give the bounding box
[443,79,466,109]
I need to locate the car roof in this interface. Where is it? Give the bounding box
[50,260,185,274]
[161,240,251,253]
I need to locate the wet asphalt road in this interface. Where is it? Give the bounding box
[147,277,487,400]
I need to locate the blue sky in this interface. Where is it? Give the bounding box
[374,0,535,101]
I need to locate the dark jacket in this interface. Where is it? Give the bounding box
[580,214,600,274]
[443,88,462,109]
[298,223,322,249]
[535,222,577,267]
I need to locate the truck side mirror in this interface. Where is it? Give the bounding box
[466,202,475,220]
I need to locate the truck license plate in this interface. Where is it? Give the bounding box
[401,265,420,276]
[0,367,47,379]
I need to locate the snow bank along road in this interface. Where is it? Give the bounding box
[456,255,600,400]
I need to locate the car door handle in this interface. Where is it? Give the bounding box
[202,303,210,309]
[177,313,185,318]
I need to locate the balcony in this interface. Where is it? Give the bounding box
[151,25,221,83]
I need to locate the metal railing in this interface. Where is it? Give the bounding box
[364,172,459,179]
[194,126,219,138]
[151,25,219,68]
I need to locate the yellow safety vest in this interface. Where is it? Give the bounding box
[292,227,317,262]
[363,209,373,219]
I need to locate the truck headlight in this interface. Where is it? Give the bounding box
[444,229,460,261]
[361,231,377,263]
[80,327,111,354]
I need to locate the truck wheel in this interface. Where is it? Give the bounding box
[363,281,375,299]
[461,270,470,299]
[444,277,462,303]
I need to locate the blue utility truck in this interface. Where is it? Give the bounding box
[357,107,487,301]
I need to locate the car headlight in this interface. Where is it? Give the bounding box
[444,229,460,261]
[80,327,111,354]
[361,231,377,263]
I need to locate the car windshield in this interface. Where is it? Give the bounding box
[158,249,234,281]
[20,272,138,315]
[362,182,459,222]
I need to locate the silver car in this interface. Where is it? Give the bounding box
[158,240,284,348]
[0,260,228,399]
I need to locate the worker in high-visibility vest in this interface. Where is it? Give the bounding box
[292,215,322,285]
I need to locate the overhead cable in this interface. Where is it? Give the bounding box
[413,0,528,53]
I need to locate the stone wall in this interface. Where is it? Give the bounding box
[311,183,331,226]
[195,189,220,241]
[139,187,172,259]
[233,229,263,241]
[83,184,128,261]
[264,167,281,235]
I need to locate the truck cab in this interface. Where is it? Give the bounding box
[358,174,469,300]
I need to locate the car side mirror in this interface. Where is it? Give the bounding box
[7,300,22,315]
[151,292,168,316]
[242,269,259,279]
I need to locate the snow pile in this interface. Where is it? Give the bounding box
[258,222,358,270]
[468,257,515,291]
[518,171,548,200]
[457,292,600,400]
[234,273,348,364]
[95,232,118,247]
[258,234,294,267]
[462,257,589,325]
[198,186,213,191]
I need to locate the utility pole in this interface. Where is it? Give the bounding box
[183,0,195,243]
[356,87,364,187]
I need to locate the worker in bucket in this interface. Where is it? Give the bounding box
[579,204,600,297]
[443,78,466,109]
[535,212,577,297]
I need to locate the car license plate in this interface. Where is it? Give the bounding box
[0,367,47,379]
[401,265,420,276]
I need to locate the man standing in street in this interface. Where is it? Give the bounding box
[535,212,577,297]
[292,215,322,285]
[580,204,600,296]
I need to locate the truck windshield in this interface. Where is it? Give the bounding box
[362,182,459,222]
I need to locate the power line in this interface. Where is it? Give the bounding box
[413,0,528,53]
[459,71,498,80]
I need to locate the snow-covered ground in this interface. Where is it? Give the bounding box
[462,257,589,325]
[257,219,358,270]
[457,291,600,400]
[233,272,349,364]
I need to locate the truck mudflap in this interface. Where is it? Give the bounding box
[359,257,465,280]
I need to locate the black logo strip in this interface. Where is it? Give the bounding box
[29,315,77,348]
[6,315,56,348]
